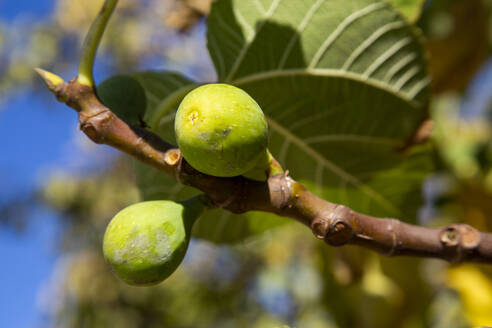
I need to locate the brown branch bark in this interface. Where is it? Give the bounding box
[45,77,492,264]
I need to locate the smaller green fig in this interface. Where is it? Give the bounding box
[175,83,268,177]
[103,197,204,286]
[96,75,147,125]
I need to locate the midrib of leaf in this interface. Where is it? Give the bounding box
[254,0,266,14]
[277,0,326,69]
[147,84,196,130]
[265,116,401,215]
[233,68,421,107]
[225,0,281,82]
[303,135,401,145]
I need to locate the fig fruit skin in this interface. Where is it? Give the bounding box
[175,83,268,177]
[103,199,203,286]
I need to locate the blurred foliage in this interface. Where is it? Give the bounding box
[0,0,214,103]
[418,0,492,94]
[447,265,492,325]
[432,91,492,232]
[3,0,492,327]
[433,95,491,183]
[41,160,140,250]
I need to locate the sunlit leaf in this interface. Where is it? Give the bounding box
[207,0,432,221]
[389,0,425,22]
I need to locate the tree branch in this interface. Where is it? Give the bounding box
[36,74,492,264]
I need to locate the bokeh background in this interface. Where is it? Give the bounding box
[1,0,492,327]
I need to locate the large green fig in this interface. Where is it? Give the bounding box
[103,197,204,285]
[175,83,268,177]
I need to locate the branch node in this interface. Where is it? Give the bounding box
[79,109,112,144]
[269,174,293,209]
[440,224,481,249]
[440,226,460,248]
[325,220,353,246]
[324,205,354,246]
[458,224,481,250]
[386,219,400,257]
[311,218,329,239]
[81,123,102,143]
[164,149,182,167]
[439,224,482,262]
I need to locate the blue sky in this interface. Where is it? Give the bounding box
[0,75,76,327]
[0,2,88,327]
[0,0,53,21]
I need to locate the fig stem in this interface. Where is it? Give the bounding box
[267,149,284,176]
[77,0,119,87]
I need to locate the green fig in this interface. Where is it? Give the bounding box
[175,83,268,177]
[103,197,204,285]
[96,75,147,125]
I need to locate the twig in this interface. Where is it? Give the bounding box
[35,74,492,264]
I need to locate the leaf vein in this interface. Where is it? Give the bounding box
[384,53,416,83]
[254,0,266,14]
[304,134,401,145]
[309,2,387,69]
[225,0,281,81]
[215,7,245,45]
[209,34,226,78]
[266,116,400,215]
[278,139,291,166]
[408,76,430,99]
[362,37,412,78]
[315,162,323,195]
[278,0,326,69]
[394,65,420,91]
[234,68,419,107]
[342,20,406,71]
[234,7,255,39]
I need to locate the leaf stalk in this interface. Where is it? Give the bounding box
[77,0,119,87]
